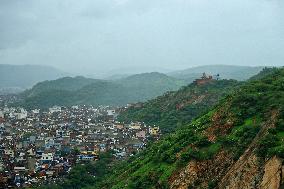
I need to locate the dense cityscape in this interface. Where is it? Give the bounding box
[1,0,283,187]
[0,103,160,188]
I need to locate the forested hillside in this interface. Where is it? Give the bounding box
[118,79,239,132]
[33,68,284,189]
[90,68,284,189]
[18,73,185,109]
[116,72,185,103]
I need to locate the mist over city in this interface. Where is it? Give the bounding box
[0,1,283,189]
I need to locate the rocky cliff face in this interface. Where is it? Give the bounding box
[170,152,284,189]
[170,150,233,189]
[218,153,263,189]
[260,156,284,189]
[170,111,284,189]
[218,111,284,189]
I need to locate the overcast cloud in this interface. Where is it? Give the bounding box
[0,0,283,76]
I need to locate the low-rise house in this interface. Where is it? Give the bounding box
[27,148,35,156]
[49,106,62,114]
[130,124,141,130]
[149,127,159,135]
[41,153,54,163]
[136,130,146,139]
[4,149,14,158]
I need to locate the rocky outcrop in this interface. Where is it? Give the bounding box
[169,151,233,189]
[260,156,283,189]
[170,154,284,189]
[170,160,198,189]
[218,111,279,189]
[169,111,282,189]
[218,153,263,189]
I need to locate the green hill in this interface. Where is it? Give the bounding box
[19,72,186,109]
[116,72,185,103]
[90,67,284,189]
[35,67,284,189]
[118,79,240,132]
[23,76,99,97]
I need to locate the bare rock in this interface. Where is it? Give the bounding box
[260,156,283,189]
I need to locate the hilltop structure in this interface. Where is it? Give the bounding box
[193,72,214,85]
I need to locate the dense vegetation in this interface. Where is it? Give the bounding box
[256,113,284,159]
[86,67,284,188]
[18,73,185,109]
[118,79,239,132]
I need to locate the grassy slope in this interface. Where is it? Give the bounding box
[90,67,284,189]
[19,73,185,109]
[118,79,240,132]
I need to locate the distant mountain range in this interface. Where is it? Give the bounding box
[6,64,270,108]
[0,64,265,94]
[0,64,67,92]
[19,72,186,109]
[168,65,264,83]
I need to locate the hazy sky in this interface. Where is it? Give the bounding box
[0,0,283,76]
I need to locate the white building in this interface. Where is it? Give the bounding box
[0,111,4,118]
[107,110,115,116]
[4,149,14,158]
[32,109,40,114]
[49,106,61,113]
[27,148,36,156]
[15,108,28,120]
[41,153,54,162]
[3,106,10,113]
[71,105,79,110]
